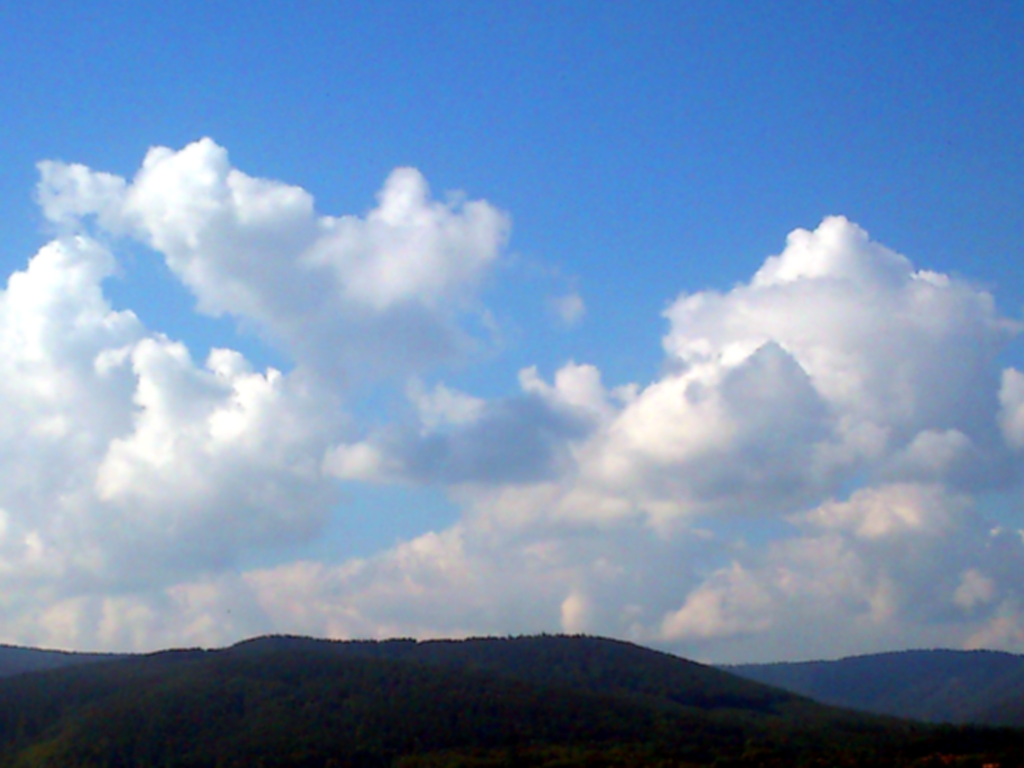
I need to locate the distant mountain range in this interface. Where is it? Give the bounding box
[0,644,118,678]
[729,648,1024,727]
[0,637,1021,766]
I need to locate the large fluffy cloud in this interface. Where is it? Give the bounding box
[4,141,1024,664]
[38,139,510,383]
[662,218,1016,489]
[333,216,1019,528]
[306,215,1024,661]
[0,141,510,647]
[0,239,342,653]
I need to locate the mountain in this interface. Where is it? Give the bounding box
[729,648,1024,726]
[0,645,120,679]
[0,635,1020,766]
[227,633,844,716]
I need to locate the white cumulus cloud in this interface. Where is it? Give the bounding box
[300,216,1024,662]
[37,138,511,384]
[5,144,1024,666]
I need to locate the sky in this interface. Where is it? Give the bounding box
[0,1,1023,663]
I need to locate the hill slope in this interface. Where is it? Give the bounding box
[729,648,1024,726]
[0,635,1020,767]
[228,634,831,717]
[0,645,120,679]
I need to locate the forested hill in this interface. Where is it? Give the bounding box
[0,645,120,679]
[0,634,1022,767]
[226,633,824,714]
[729,648,1024,726]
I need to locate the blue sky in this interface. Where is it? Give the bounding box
[1,1,1023,662]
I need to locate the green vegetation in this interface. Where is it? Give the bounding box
[0,636,1020,766]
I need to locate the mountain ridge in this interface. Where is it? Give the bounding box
[6,636,1024,727]
[0,633,957,767]
[0,644,122,679]
[728,647,1024,726]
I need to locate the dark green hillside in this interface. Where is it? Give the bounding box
[0,635,1020,767]
[729,649,1024,726]
[0,645,819,768]
[1,651,694,767]
[0,645,120,679]
[229,634,820,716]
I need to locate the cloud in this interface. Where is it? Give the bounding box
[6,144,1024,665]
[954,569,997,610]
[94,339,340,561]
[325,370,599,487]
[0,141,512,650]
[300,216,1024,662]
[549,291,586,327]
[658,484,1024,661]
[0,234,340,602]
[346,217,1018,532]
[11,512,715,653]
[33,481,1024,663]
[661,217,1017,487]
[37,138,511,384]
[998,368,1024,449]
